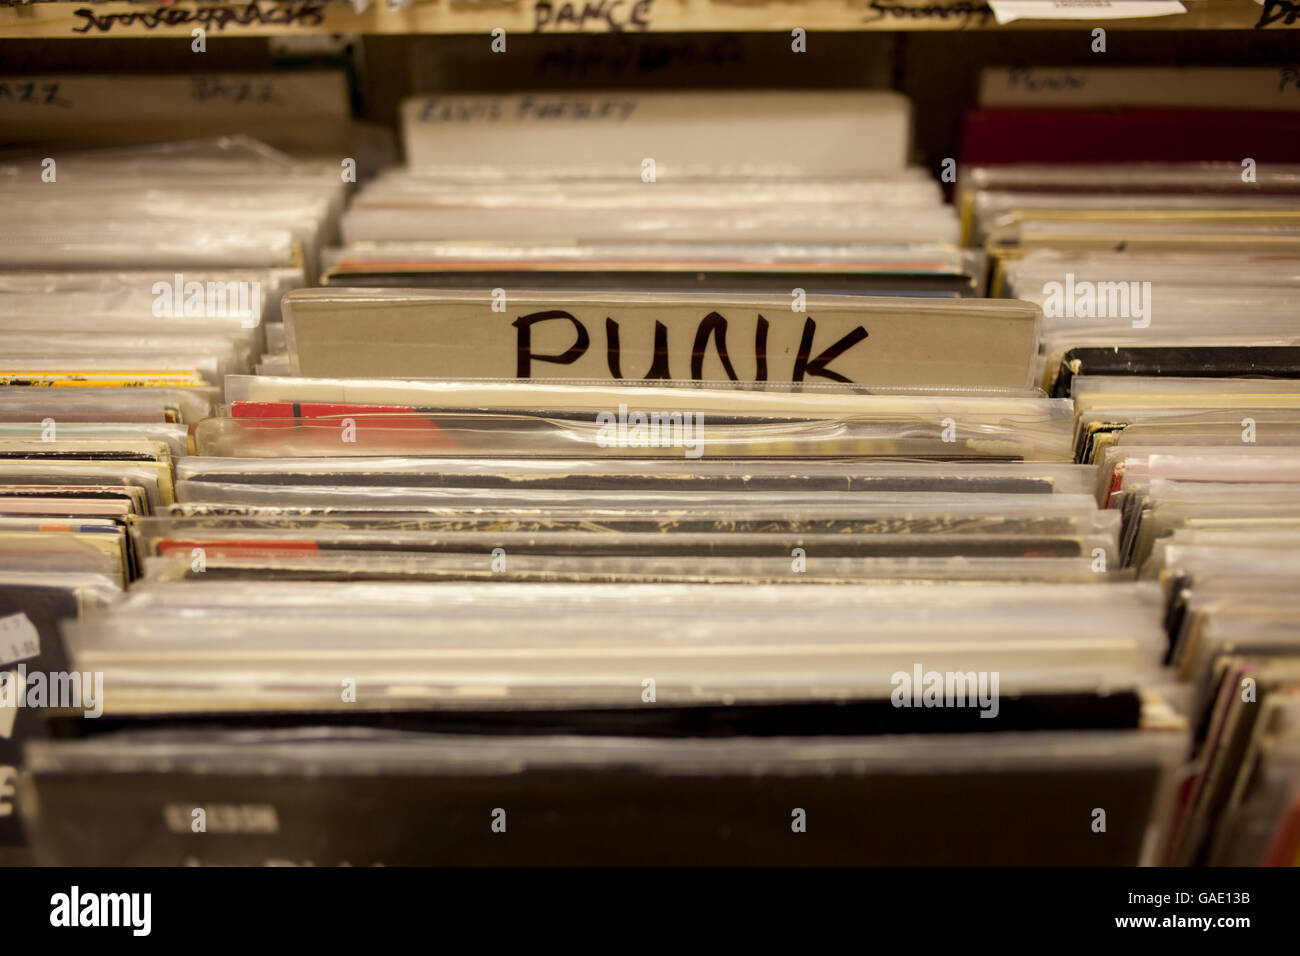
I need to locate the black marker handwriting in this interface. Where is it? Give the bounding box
[70,2,326,35]
[861,0,994,29]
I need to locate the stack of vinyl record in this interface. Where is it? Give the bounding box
[37,81,1300,865]
[0,119,349,854]
[329,90,978,298]
[964,67,1300,865]
[0,87,1199,866]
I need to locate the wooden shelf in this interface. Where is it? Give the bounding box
[0,0,1294,40]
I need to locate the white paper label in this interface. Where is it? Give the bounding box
[989,1,1186,24]
[0,613,38,669]
[0,670,23,740]
[0,766,16,817]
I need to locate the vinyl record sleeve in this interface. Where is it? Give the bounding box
[139,550,1118,587]
[0,574,118,847]
[173,456,1097,497]
[22,728,1184,866]
[1054,346,1300,397]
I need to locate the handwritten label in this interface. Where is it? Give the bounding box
[1003,68,1085,92]
[70,1,325,35]
[419,95,637,124]
[287,290,1040,388]
[0,81,72,109]
[189,76,279,104]
[0,614,38,670]
[533,0,653,33]
[535,36,745,78]
[1258,0,1300,27]
[862,1,994,28]
[512,310,870,382]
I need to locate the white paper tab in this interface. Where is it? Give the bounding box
[979,67,1300,111]
[988,1,1186,24]
[0,612,39,669]
[0,670,22,739]
[401,91,911,178]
